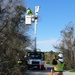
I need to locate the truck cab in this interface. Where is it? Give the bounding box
[27,52,44,70]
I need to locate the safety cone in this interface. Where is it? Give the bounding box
[39,64,42,69]
[50,69,53,75]
[62,73,64,75]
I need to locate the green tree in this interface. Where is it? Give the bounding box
[0,0,31,75]
[54,22,75,69]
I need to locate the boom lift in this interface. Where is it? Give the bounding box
[25,6,45,70]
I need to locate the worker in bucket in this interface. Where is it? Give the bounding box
[52,53,64,75]
[26,7,33,15]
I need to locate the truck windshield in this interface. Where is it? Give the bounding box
[29,54,42,59]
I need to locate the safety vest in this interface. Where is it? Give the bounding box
[17,60,22,64]
[26,9,33,15]
[54,60,64,71]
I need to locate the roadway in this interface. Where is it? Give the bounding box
[25,64,75,75]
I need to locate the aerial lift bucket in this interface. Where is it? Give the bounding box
[25,15,32,25]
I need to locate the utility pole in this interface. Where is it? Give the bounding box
[25,6,40,52]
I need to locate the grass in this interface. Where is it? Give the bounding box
[68,69,75,73]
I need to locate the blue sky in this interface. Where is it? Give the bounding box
[24,0,75,52]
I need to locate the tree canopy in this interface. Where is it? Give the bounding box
[54,22,75,69]
[0,0,31,74]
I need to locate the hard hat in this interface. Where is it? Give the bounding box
[24,55,27,58]
[19,59,20,60]
[58,53,63,58]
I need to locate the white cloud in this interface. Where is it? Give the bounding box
[37,38,61,52]
[37,39,60,46]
